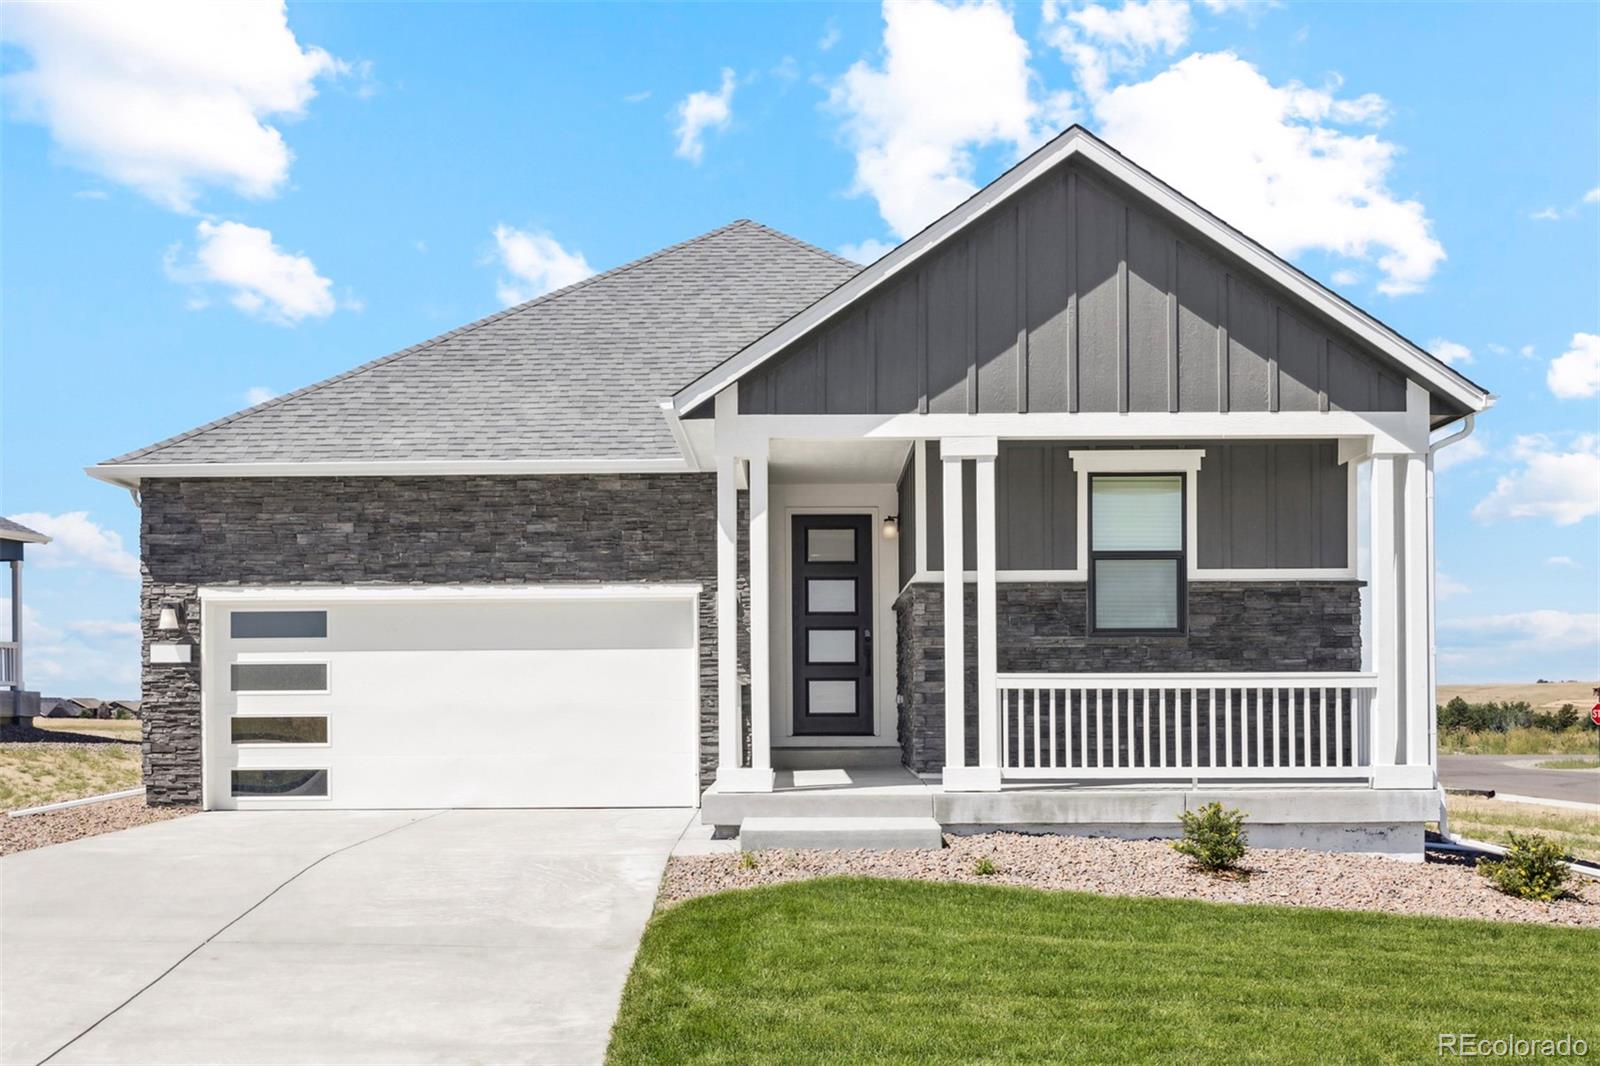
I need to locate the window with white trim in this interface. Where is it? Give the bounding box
[1088,474,1186,634]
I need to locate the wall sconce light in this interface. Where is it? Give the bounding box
[156,604,183,632]
[882,515,899,541]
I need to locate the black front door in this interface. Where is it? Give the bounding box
[791,514,873,736]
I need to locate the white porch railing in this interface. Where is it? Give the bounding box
[996,672,1377,781]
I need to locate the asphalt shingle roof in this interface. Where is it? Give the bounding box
[0,517,49,543]
[103,221,860,467]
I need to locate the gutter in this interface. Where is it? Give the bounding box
[1425,413,1476,832]
[659,399,702,472]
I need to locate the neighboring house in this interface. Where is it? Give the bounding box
[106,698,142,719]
[1,516,51,723]
[89,127,1491,856]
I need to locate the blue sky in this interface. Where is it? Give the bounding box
[2,0,1596,696]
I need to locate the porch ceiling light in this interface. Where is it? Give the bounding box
[882,515,899,540]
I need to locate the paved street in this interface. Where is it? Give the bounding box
[1438,753,1600,806]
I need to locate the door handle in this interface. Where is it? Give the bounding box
[864,628,872,676]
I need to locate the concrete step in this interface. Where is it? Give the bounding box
[702,767,934,826]
[772,746,904,770]
[740,816,945,852]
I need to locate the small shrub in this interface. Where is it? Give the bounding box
[1172,802,1248,872]
[973,856,996,876]
[738,850,758,870]
[1478,833,1570,902]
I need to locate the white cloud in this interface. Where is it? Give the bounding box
[1585,187,1600,204]
[674,68,736,164]
[4,512,138,577]
[1441,610,1599,654]
[1083,53,1441,295]
[66,619,142,639]
[830,1,1063,241]
[1472,434,1600,527]
[167,220,337,325]
[1,602,140,696]
[244,386,277,406]
[1,1,341,212]
[491,225,594,306]
[839,238,897,264]
[1547,331,1600,400]
[1520,344,1536,359]
[1050,0,1192,98]
[1330,268,1361,286]
[1547,555,1580,568]
[1531,206,1566,222]
[1436,572,1469,601]
[1433,434,1487,473]
[1427,338,1472,366]
[623,89,652,104]
[819,19,842,51]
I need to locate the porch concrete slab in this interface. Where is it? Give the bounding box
[741,815,945,851]
[935,787,1186,826]
[4,808,691,1066]
[1187,787,1440,823]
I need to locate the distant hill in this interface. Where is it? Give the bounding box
[1436,681,1598,710]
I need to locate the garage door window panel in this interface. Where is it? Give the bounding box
[231,768,329,797]
[231,716,329,745]
[230,610,327,639]
[230,662,329,693]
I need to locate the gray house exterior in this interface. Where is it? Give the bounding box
[91,128,1491,856]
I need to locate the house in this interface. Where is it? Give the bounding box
[1,516,51,724]
[88,127,1492,856]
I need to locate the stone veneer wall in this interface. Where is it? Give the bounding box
[894,581,1362,773]
[140,475,748,806]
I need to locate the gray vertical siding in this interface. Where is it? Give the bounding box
[1195,442,1349,569]
[739,160,1411,417]
[916,440,1349,574]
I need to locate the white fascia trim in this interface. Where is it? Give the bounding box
[1068,448,1204,473]
[659,399,702,472]
[673,128,1491,416]
[717,411,1427,454]
[86,457,693,488]
[198,584,704,604]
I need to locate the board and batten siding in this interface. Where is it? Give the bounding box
[739,160,1408,417]
[912,440,1349,579]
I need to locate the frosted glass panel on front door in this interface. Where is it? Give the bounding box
[806,528,856,563]
[807,629,856,664]
[807,680,857,715]
[806,579,856,613]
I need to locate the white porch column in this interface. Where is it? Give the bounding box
[1400,450,1433,783]
[1368,454,1400,775]
[746,447,774,786]
[714,451,742,784]
[943,437,1001,792]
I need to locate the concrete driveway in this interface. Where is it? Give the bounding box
[2,807,693,1066]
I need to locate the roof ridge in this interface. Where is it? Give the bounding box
[104,219,766,465]
[737,220,863,270]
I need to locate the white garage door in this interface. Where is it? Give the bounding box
[200,587,701,810]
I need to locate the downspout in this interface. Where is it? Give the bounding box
[1425,413,1475,834]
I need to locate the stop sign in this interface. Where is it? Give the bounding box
[1591,703,1600,727]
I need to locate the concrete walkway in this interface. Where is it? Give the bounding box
[1,807,694,1066]
[1439,753,1600,805]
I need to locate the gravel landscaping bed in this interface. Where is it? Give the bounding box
[0,795,193,856]
[661,832,1600,928]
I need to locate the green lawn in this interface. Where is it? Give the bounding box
[608,879,1598,1065]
